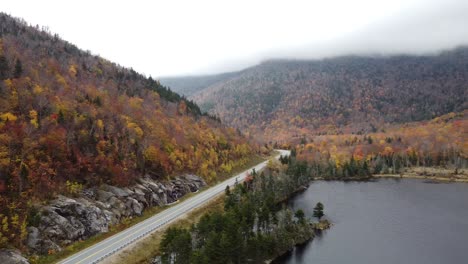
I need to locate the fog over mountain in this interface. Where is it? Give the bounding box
[2,0,468,76]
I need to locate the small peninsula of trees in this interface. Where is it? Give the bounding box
[159,158,327,264]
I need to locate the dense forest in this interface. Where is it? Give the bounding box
[293,112,467,178]
[182,51,468,142]
[0,13,259,248]
[158,157,328,264]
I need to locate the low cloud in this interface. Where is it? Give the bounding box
[199,0,468,74]
[2,0,468,76]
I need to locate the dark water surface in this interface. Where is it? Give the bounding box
[276,179,468,264]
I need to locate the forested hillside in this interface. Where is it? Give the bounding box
[190,52,468,142]
[295,111,467,178]
[0,13,257,248]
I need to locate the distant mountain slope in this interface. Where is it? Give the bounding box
[190,50,468,142]
[0,13,257,248]
[160,71,240,97]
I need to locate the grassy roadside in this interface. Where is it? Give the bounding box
[31,152,275,264]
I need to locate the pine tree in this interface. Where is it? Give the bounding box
[313,202,324,220]
[13,59,22,78]
[362,160,371,177]
[291,148,297,158]
[0,55,8,80]
[295,209,305,224]
[160,227,192,264]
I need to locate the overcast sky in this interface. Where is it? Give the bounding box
[2,0,468,76]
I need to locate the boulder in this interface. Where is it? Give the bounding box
[102,185,130,198]
[132,185,149,207]
[96,190,114,203]
[102,209,118,225]
[108,196,126,217]
[184,174,206,189]
[125,197,143,216]
[81,188,96,199]
[95,201,111,210]
[0,249,29,264]
[26,227,40,250]
[140,180,160,193]
[40,208,78,241]
[35,195,109,248]
[79,204,109,236]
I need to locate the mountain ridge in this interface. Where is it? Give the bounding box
[162,45,468,99]
[164,49,468,142]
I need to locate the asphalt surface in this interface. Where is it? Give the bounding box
[58,149,290,264]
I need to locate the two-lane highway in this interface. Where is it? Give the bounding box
[58,150,290,264]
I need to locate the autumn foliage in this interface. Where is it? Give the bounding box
[0,13,257,248]
[189,54,468,142]
[295,111,467,174]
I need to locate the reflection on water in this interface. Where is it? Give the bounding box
[275,179,468,264]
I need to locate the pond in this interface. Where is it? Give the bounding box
[275,179,468,264]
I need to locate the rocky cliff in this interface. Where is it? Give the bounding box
[26,175,205,255]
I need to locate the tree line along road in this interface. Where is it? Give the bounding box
[58,149,290,264]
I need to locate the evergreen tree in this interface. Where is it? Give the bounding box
[349,156,357,176]
[290,148,297,158]
[373,156,383,174]
[13,58,22,78]
[362,160,371,177]
[160,162,323,263]
[160,227,192,264]
[313,202,324,220]
[294,209,305,224]
[224,186,236,210]
[394,156,402,173]
[279,155,289,165]
[0,55,8,80]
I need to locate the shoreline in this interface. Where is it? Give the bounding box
[372,174,468,183]
[310,172,468,184]
[266,219,331,264]
[266,167,466,263]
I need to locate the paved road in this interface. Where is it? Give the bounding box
[58,150,290,264]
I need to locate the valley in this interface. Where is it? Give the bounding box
[0,2,467,263]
